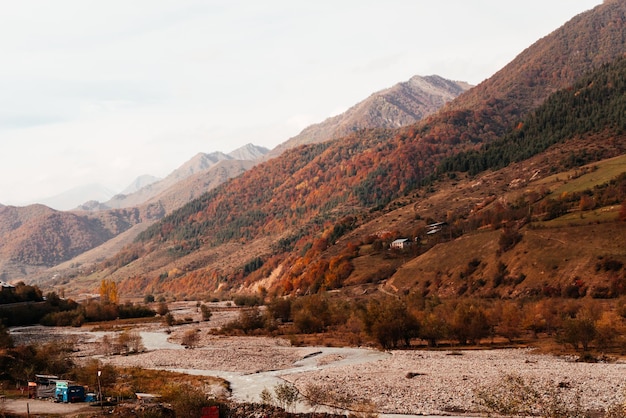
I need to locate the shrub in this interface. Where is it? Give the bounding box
[181,329,200,348]
[200,304,212,321]
[40,310,85,327]
[116,331,144,354]
[498,226,522,253]
[273,382,299,413]
[475,374,585,417]
[0,323,13,348]
[161,383,216,417]
[233,294,263,307]
[293,309,325,334]
[267,297,292,323]
[157,302,169,316]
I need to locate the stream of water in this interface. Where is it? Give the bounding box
[139,332,462,418]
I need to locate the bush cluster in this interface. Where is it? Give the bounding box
[220,293,626,353]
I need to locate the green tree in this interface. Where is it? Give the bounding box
[450,302,491,345]
[560,316,597,351]
[273,382,299,413]
[0,323,14,349]
[418,311,448,347]
[363,297,419,349]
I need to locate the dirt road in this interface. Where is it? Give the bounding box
[2,398,96,416]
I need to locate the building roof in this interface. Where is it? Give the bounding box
[391,238,409,244]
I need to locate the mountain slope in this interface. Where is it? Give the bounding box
[267,75,471,159]
[0,204,159,276]
[448,0,626,116]
[0,71,458,283]
[64,1,626,300]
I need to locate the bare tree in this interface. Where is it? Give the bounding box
[117,331,144,354]
[181,329,200,349]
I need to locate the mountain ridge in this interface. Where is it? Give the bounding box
[77,143,269,212]
[266,75,471,159]
[0,73,467,282]
[80,0,626,300]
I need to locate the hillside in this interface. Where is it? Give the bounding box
[43,1,626,300]
[267,75,471,159]
[0,147,265,281]
[0,203,164,280]
[7,74,469,285]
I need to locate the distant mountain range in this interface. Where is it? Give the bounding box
[37,184,118,211]
[120,175,162,196]
[75,143,270,212]
[0,73,468,281]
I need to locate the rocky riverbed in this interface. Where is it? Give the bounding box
[10,303,626,416]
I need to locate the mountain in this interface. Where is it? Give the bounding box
[0,202,161,280]
[5,72,462,282]
[1,68,462,283]
[87,144,269,211]
[228,143,270,161]
[57,0,624,300]
[267,75,471,159]
[37,183,117,211]
[121,175,162,195]
[0,143,268,281]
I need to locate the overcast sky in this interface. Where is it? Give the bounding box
[0,0,602,206]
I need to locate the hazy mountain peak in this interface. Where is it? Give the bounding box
[121,175,161,195]
[171,151,232,182]
[228,143,270,161]
[37,183,116,211]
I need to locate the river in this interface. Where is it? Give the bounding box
[139,331,465,417]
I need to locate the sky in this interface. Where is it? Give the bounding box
[0,0,603,207]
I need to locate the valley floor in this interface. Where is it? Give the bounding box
[10,302,626,416]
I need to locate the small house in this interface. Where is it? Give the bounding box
[390,238,411,249]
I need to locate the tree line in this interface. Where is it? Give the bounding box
[216,293,626,353]
[0,281,155,328]
[436,56,626,177]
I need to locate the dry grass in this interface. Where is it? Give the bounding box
[536,205,620,228]
[114,367,228,397]
[538,153,626,195]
